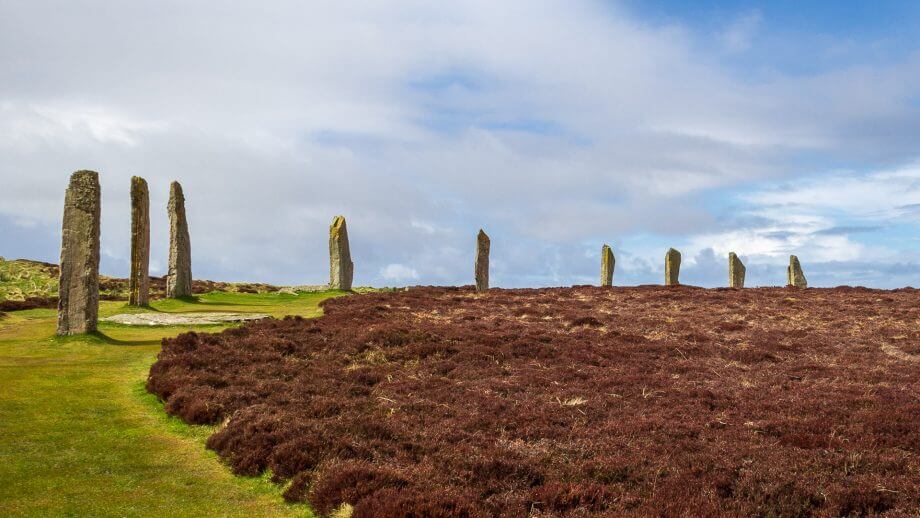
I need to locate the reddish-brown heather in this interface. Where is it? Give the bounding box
[147,286,919,516]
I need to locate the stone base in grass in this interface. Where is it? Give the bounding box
[103,312,268,326]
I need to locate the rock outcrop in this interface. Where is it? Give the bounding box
[728,252,745,289]
[787,255,807,288]
[600,244,615,286]
[329,215,354,290]
[166,181,192,298]
[475,229,490,292]
[129,176,150,305]
[665,248,681,286]
[57,170,101,335]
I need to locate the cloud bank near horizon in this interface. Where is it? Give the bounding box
[1,1,918,288]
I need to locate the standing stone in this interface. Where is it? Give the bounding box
[57,170,101,336]
[475,229,490,292]
[728,252,745,289]
[600,244,615,287]
[129,176,150,306]
[664,248,681,286]
[166,181,192,298]
[329,215,354,290]
[787,255,807,288]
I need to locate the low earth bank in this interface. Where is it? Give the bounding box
[147,285,919,516]
[0,258,282,303]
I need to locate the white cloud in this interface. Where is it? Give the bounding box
[380,263,420,283]
[742,165,920,221]
[719,10,762,54]
[0,102,168,150]
[685,164,920,265]
[0,1,918,287]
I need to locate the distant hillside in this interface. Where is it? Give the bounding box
[0,258,59,301]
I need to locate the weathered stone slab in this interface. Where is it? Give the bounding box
[787,255,807,288]
[329,215,354,290]
[103,311,268,326]
[728,252,745,289]
[129,176,150,306]
[664,248,681,286]
[475,229,490,292]
[57,170,101,336]
[600,244,615,287]
[166,181,192,298]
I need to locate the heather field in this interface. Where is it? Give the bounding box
[0,290,343,516]
[148,286,920,516]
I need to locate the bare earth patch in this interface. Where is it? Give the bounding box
[104,312,269,326]
[147,286,919,516]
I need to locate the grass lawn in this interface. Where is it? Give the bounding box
[0,291,344,517]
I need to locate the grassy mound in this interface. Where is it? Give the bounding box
[0,258,59,301]
[147,285,919,516]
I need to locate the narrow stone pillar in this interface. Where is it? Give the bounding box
[57,170,101,336]
[728,252,745,288]
[600,244,615,287]
[166,181,192,298]
[787,255,807,288]
[475,229,490,292]
[129,176,150,306]
[329,215,354,290]
[664,248,681,286]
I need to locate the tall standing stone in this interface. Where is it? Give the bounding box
[664,248,681,286]
[787,255,807,288]
[600,244,615,287]
[475,229,490,292]
[166,181,192,298]
[57,170,101,336]
[329,215,354,290]
[129,176,150,306]
[728,252,745,289]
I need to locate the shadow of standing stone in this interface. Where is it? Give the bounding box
[788,255,807,288]
[167,181,192,298]
[129,176,150,306]
[600,244,615,286]
[329,215,353,290]
[665,248,681,286]
[729,252,745,288]
[57,170,100,336]
[475,229,490,292]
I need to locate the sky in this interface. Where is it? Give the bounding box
[1,1,918,289]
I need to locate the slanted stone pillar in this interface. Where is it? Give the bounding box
[664,248,681,286]
[57,170,101,336]
[475,229,490,292]
[787,255,807,288]
[329,215,354,290]
[600,244,615,287]
[166,181,192,298]
[728,252,745,288]
[129,176,150,306]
